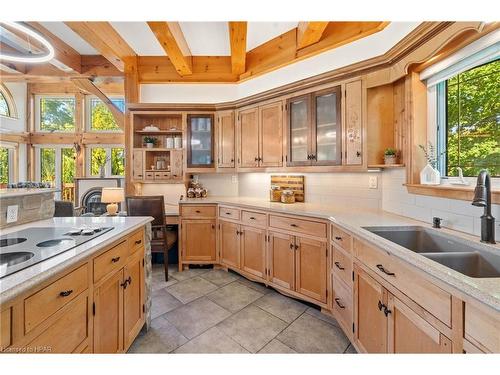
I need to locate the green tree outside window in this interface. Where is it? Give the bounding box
[40,148,56,183]
[90,98,124,131]
[40,98,75,132]
[0,147,9,184]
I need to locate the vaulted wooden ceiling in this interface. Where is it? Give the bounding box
[0,21,390,84]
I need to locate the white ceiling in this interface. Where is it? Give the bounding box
[180,22,230,55]
[39,22,98,54]
[111,22,165,55]
[246,22,297,51]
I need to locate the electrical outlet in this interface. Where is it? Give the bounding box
[6,205,18,223]
[231,175,238,184]
[369,176,378,189]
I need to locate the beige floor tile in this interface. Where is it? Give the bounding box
[277,313,350,353]
[217,305,288,353]
[151,288,183,319]
[258,339,296,353]
[201,269,239,286]
[304,306,341,328]
[164,297,232,339]
[128,316,187,353]
[207,282,263,312]
[152,272,178,292]
[169,267,211,282]
[254,292,308,323]
[344,344,357,353]
[166,276,218,304]
[236,277,273,294]
[174,327,249,353]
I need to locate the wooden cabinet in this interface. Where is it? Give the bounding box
[181,219,217,262]
[237,102,283,168]
[93,269,124,353]
[219,220,241,269]
[295,236,327,303]
[268,232,295,289]
[344,80,363,165]
[238,107,259,168]
[240,225,266,279]
[287,87,342,166]
[123,252,145,349]
[132,150,144,180]
[216,110,235,168]
[354,266,387,353]
[170,149,183,179]
[187,114,215,168]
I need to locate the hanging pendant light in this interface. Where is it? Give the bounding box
[0,21,55,63]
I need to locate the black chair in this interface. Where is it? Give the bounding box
[126,196,176,281]
[54,200,75,217]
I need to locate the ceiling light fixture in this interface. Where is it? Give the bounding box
[0,21,55,63]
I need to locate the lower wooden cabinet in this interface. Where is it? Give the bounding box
[240,225,266,278]
[181,219,216,262]
[93,269,124,353]
[94,249,145,353]
[354,265,452,354]
[219,220,241,268]
[268,232,295,290]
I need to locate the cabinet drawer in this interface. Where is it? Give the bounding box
[154,172,163,179]
[27,294,88,353]
[465,302,499,352]
[93,240,128,283]
[269,215,327,238]
[24,264,88,334]
[145,172,154,180]
[128,229,144,255]
[354,239,451,326]
[332,245,352,287]
[332,275,353,332]
[180,205,216,218]
[331,225,352,253]
[219,206,240,220]
[241,210,267,227]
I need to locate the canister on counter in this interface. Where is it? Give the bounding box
[270,185,281,202]
[281,189,295,204]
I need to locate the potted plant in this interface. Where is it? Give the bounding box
[419,142,441,185]
[144,136,158,149]
[384,148,397,165]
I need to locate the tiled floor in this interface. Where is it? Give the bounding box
[128,264,357,354]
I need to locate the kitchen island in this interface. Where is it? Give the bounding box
[0,216,153,353]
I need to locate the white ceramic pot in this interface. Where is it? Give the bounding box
[146,143,154,149]
[384,155,396,165]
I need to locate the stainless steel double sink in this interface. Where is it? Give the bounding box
[363,226,500,279]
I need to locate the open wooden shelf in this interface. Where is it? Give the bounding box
[368,164,405,169]
[135,130,183,135]
[138,148,183,152]
[405,183,500,204]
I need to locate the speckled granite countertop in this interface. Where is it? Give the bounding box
[180,196,500,312]
[0,188,59,198]
[0,216,153,304]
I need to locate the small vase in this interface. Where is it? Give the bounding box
[420,163,441,185]
[384,155,396,165]
[99,166,106,178]
[146,143,154,149]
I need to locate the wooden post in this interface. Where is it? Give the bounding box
[124,56,140,196]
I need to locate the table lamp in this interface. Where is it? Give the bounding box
[101,187,124,216]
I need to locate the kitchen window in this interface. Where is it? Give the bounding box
[87,97,125,132]
[87,145,125,177]
[0,84,17,118]
[0,146,13,185]
[36,95,76,132]
[36,145,76,201]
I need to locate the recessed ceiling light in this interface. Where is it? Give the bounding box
[0,21,55,63]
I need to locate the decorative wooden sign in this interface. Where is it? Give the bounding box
[270,175,305,202]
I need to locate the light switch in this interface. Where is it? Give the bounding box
[6,205,18,223]
[369,176,378,189]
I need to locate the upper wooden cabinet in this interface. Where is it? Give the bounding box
[187,114,215,168]
[237,101,283,169]
[216,111,235,168]
[287,86,342,166]
[344,80,363,165]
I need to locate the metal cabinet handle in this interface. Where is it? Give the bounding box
[135,239,142,245]
[59,290,73,297]
[378,300,384,311]
[376,264,395,276]
[294,244,299,250]
[334,261,345,270]
[289,243,294,249]
[383,306,392,317]
[249,217,256,220]
[334,298,345,309]
[121,276,132,289]
[255,157,259,161]
[211,224,215,229]
[225,212,231,215]
[356,151,361,157]
[195,210,201,213]
[290,223,298,227]
[335,236,342,241]
[111,256,121,263]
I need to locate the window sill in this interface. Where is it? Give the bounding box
[405,184,500,205]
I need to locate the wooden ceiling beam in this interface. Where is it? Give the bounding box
[65,22,136,72]
[0,43,26,74]
[71,77,124,129]
[147,22,192,76]
[24,22,82,73]
[228,22,247,75]
[297,22,329,49]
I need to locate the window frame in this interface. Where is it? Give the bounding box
[86,144,125,178]
[34,94,77,133]
[0,83,18,119]
[85,95,125,133]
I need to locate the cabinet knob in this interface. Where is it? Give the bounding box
[59,290,73,297]
[356,151,361,157]
[335,236,342,241]
[111,256,120,263]
[254,157,259,162]
[135,239,142,245]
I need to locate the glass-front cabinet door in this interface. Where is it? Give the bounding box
[287,95,311,166]
[187,114,214,168]
[312,87,342,165]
